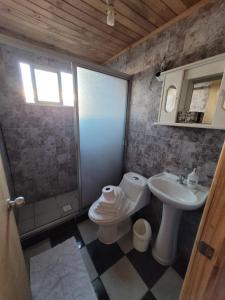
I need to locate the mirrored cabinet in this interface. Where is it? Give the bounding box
[157,53,225,129]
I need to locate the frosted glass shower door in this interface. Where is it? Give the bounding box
[76,67,128,208]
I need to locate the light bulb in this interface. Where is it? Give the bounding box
[107,5,115,26]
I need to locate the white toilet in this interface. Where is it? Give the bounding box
[88,172,149,244]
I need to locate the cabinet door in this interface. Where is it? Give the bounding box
[213,70,225,129]
[159,70,184,124]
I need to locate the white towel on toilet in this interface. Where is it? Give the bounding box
[94,185,125,216]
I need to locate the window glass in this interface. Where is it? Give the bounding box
[61,72,74,106]
[19,62,74,106]
[19,63,35,103]
[34,69,60,103]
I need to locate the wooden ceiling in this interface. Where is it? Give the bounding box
[0,0,205,64]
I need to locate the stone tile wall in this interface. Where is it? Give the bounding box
[106,0,225,259]
[0,45,77,203]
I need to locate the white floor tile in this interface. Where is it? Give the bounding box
[35,197,57,215]
[101,256,148,300]
[78,219,98,245]
[18,218,35,234]
[56,190,79,216]
[80,247,98,281]
[56,190,78,206]
[18,203,35,221]
[151,267,183,300]
[18,192,79,234]
[34,197,60,227]
[117,230,133,254]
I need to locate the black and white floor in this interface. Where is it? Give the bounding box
[23,215,188,300]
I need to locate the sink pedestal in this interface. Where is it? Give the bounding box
[152,204,182,266]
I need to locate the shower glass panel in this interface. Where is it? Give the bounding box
[9,61,79,237]
[76,67,128,208]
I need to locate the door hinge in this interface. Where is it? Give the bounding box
[198,241,215,259]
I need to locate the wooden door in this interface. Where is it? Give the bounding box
[180,142,225,299]
[0,153,31,300]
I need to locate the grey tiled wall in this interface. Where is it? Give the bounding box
[106,0,225,259]
[0,45,77,203]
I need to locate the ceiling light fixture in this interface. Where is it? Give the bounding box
[106,0,115,27]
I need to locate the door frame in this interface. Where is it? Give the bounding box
[180,141,225,299]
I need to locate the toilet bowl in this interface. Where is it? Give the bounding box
[88,172,149,244]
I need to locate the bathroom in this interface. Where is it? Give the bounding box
[0,0,225,299]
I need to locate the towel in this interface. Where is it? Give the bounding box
[95,185,125,216]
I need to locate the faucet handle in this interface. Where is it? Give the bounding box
[177,174,185,184]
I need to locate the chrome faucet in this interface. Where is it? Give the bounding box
[177,175,185,185]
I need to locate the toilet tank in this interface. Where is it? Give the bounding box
[119,172,149,209]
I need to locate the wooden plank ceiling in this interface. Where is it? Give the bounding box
[0,0,203,64]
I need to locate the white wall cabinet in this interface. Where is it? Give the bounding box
[157,53,225,130]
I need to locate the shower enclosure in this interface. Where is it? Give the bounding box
[75,67,129,209]
[0,49,130,238]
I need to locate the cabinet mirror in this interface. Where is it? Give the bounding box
[182,76,223,125]
[165,86,176,112]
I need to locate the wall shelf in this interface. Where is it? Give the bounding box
[154,122,225,130]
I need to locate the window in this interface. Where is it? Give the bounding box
[19,62,74,106]
[34,69,60,103]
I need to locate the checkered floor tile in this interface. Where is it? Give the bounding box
[23,216,188,300]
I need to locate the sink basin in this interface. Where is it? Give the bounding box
[148,173,207,210]
[147,172,208,266]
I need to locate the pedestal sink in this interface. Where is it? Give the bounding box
[147,172,208,266]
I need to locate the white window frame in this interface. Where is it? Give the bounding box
[32,64,63,105]
[19,61,73,106]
